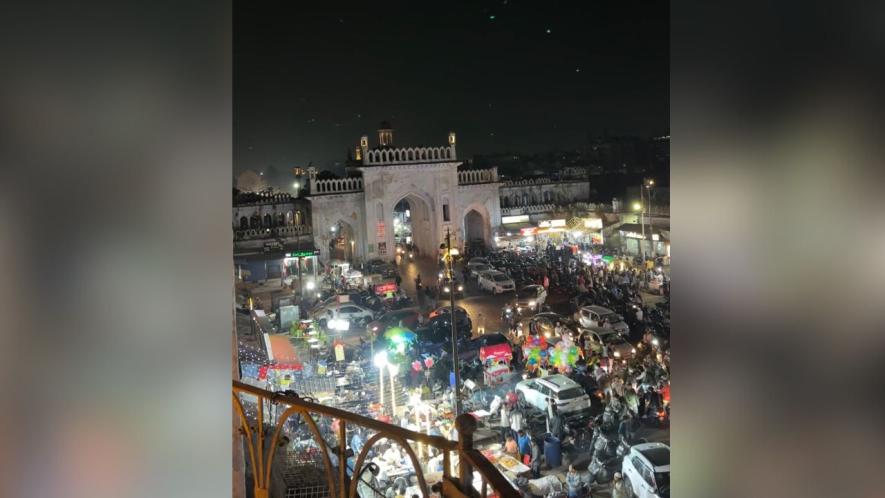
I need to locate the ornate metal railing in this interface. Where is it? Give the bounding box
[233,381,520,498]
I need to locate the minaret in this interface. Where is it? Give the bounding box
[359,135,369,162]
[448,131,457,160]
[378,121,394,146]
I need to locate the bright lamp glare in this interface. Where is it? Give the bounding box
[373,351,388,368]
[306,280,316,290]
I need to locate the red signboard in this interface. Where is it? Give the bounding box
[376,222,386,238]
[374,282,397,295]
[520,227,538,236]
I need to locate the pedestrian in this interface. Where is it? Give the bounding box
[529,437,542,478]
[516,429,531,461]
[566,465,581,498]
[611,472,629,498]
[549,405,563,441]
[510,407,525,441]
[501,434,518,458]
[499,402,511,442]
[395,274,402,287]
[415,273,422,289]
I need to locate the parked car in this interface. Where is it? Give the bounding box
[579,326,637,360]
[311,303,376,327]
[466,257,490,270]
[513,284,548,314]
[622,442,670,498]
[366,309,421,337]
[574,305,630,335]
[477,270,516,294]
[468,263,493,279]
[514,374,595,418]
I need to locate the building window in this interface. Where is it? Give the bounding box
[239,216,248,229]
[443,203,450,222]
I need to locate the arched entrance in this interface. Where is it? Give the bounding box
[329,220,356,263]
[463,208,490,256]
[392,194,434,257]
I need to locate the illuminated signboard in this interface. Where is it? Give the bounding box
[374,282,398,295]
[502,215,530,224]
[520,227,538,236]
[583,218,603,229]
[285,250,319,258]
[538,219,566,228]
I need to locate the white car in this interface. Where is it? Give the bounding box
[311,303,375,326]
[574,305,630,335]
[468,263,493,279]
[477,270,515,294]
[466,257,490,270]
[622,442,670,498]
[514,285,548,313]
[514,374,594,416]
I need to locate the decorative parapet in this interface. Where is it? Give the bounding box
[362,145,456,165]
[310,177,364,195]
[458,167,499,185]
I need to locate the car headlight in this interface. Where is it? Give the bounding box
[529,300,536,306]
[444,286,451,293]
[614,351,621,358]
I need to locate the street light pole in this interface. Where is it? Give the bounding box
[446,227,463,416]
[639,186,646,262]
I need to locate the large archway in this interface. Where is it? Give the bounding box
[328,220,356,263]
[392,194,434,257]
[463,208,490,256]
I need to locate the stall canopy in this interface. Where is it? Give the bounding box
[267,334,300,363]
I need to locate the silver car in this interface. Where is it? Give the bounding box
[575,305,630,335]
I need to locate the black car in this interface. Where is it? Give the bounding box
[428,306,472,331]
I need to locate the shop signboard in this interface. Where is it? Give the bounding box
[538,219,566,228]
[590,233,604,245]
[374,282,398,295]
[520,227,538,236]
[583,218,603,229]
[502,214,530,224]
[285,249,319,258]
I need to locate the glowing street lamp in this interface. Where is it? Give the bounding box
[387,362,400,415]
[632,202,642,212]
[373,351,388,409]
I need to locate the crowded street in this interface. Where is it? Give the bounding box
[237,240,670,498]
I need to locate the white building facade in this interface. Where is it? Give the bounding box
[308,125,501,262]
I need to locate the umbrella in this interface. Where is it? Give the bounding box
[384,327,416,343]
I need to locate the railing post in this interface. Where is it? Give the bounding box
[338,419,347,498]
[455,413,477,492]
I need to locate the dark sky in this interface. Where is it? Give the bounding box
[234,0,669,178]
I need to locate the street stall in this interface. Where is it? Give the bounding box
[480,341,513,387]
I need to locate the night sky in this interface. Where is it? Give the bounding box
[235,0,669,179]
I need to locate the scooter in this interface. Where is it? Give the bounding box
[615,433,647,460]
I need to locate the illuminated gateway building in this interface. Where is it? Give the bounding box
[307,122,502,262]
[234,122,594,271]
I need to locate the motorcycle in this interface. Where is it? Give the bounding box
[615,433,647,460]
[586,452,619,485]
[502,306,515,327]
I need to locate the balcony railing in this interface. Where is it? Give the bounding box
[233,381,520,498]
[234,225,312,241]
